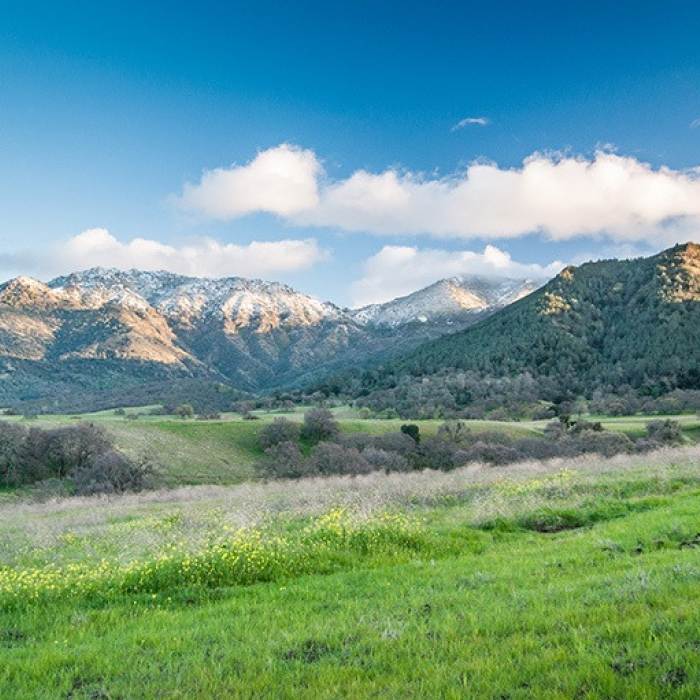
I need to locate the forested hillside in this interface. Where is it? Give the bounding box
[342,244,700,415]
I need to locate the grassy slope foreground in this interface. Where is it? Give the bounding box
[1,447,700,698]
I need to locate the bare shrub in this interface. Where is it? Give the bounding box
[362,447,410,473]
[373,431,418,457]
[71,452,155,495]
[437,420,471,445]
[309,442,371,476]
[456,441,521,466]
[414,437,460,471]
[260,442,311,479]
[646,419,683,445]
[259,418,301,450]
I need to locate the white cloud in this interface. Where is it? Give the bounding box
[452,116,489,129]
[351,244,564,307]
[177,143,321,219]
[691,118,700,129]
[1,228,327,279]
[177,145,700,245]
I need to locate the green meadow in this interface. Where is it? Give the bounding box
[2,407,698,486]
[1,447,700,698]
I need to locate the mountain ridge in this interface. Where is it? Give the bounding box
[0,267,535,409]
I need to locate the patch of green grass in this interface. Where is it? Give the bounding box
[1,462,700,697]
[1,409,698,486]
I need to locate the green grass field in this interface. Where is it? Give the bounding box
[3,407,698,486]
[1,447,699,698]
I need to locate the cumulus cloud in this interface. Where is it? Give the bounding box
[177,145,700,245]
[177,144,321,219]
[452,116,489,129]
[351,244,564,307]
[0,228,327,279]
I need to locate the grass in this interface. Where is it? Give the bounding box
[3,406,697,486]
[1,447,700,697]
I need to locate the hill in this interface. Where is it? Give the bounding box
[352,243,700,408]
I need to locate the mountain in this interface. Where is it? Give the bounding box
[360,243,700,401]
[352,276,536,328]
[0,267,535,411]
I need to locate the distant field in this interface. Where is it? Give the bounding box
[1,447,699,698]
[1,407,698,485]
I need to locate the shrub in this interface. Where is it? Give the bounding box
[400,424,420,444]
[23,424,113,480]
[437,421,470,445]
[197,412,221,421]
[336,432,376,452]
[414,437,459,471]
[457,441,521,466]
[373,431,418,457]
[259,418,301,450]
[260,442,310,479]
[309,442,371,476]
[362,447,409,473]
[646,419,683,445]
[71,452,155,495]
[0,422,28,486]
[175,403,195,419]
[569,431,634,457]
[301,408,339,444]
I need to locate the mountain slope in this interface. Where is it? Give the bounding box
[373,243,700,398]
[0,268,535,410]
[352,276,536,327]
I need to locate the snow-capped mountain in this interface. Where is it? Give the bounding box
[0,267,542,409]
[352,276,538,327]
[49,268,346,331]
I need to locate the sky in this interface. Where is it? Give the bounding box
[0,0,699,307]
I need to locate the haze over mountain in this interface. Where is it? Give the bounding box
[0,268,535,410]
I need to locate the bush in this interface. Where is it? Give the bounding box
[21,424,113,481]
[362,447,409,473]
[646,419,683,445]
[457,441,521,466]
[373,432,418,457]
[71,452,155,495]
[414,437,460,471]
[400,424,420,444]
[260,442,310,479]
[259,418,301,450]
[301,409,339,444]
[0,422,154,492]
[197,412,221,421]
[568,431,634,457]
[0,422,28,486]
[309,442,371,476]
[175,403,195,419]
[437,421,470,445]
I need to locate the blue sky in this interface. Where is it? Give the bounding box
[1,1,699,306]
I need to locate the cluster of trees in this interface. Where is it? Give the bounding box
[350,374,700,421]
[257,410,686,480]
[0,422,154,495]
